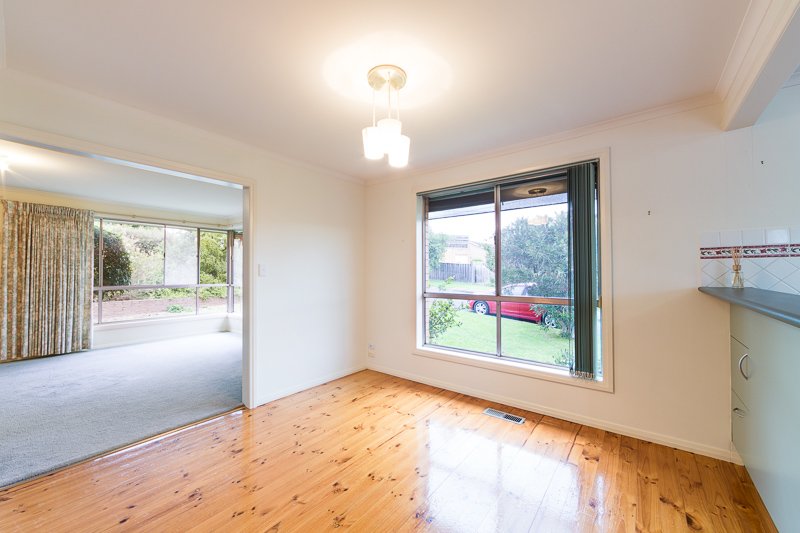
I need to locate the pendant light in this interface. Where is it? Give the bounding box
[361,65,410,168]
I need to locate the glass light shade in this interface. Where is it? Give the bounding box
[362,126,384,160]
[388,134,410,168]
[377,118,402,154]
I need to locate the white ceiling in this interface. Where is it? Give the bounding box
[786,65,800,88]
[2,0,750,181]
[0,139,243,221]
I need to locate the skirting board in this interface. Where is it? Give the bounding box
[367,362,743,465]
[253,365,367,407]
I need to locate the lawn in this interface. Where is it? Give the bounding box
[427,279,494,294]
[431,309,572,366]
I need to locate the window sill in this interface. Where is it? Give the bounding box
[412,345,613,393]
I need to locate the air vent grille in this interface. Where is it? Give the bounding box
[483,407,525,425]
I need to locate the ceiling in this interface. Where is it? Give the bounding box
[2,0,751,181]
[786,65,800,88]
[0,139,243,222]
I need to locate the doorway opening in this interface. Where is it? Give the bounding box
[0,135,254,488]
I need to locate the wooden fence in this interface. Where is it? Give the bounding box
[430,263,492,284]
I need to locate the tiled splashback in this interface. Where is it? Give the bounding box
[699,227,800,295]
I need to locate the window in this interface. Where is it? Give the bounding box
[420,161,602,381]
[232,232,244,314]
[93,219,243,324]
[198,230,229,314]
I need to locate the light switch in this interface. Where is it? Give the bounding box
[258,264,267,277]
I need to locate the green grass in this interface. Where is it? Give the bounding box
[427,280,494,293]
[431,309,572,365]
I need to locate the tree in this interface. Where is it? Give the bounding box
[501,212,569,298]
[200,231,227,283]
[200,231,228,298]
[502,212,572,338]
[94,226,131,287]
[480,241,495,273]
[427,230,449,272]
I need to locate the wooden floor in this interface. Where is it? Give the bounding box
[0,370,775,532]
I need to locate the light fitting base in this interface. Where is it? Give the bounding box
[367,65,407,91]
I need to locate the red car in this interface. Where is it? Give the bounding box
[468,283,553,325]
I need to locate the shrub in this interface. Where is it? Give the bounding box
[534,304,573,338]
[200,231,227,284]
[553,348,574,370]
[94,226,131,288]
[427,230,449,272]
[428,299,461,341]
[199,286,227,300]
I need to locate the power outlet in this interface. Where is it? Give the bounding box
[367,343,376,357]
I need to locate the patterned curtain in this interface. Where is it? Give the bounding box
[0,201,94,361]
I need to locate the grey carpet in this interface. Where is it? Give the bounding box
[0,332,242,488]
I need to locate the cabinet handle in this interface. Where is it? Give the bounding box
[733,407,746,418]
[738,353,750,380]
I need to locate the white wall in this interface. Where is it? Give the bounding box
[0,69,366,407]
[3,63,797,458]
[365,86,800,460]
[227,315,243,334]
[93,315,229,349]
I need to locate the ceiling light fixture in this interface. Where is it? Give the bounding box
[362,65,410,168]
[0,156,9,172]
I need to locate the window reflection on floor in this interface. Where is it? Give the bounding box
[421,418,580,531]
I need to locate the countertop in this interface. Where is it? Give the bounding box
[698,287,800,328]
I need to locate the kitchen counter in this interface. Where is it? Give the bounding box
[699,287,800,328]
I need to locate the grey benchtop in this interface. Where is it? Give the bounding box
[699,287,800,328]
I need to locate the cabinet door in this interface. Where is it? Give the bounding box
[730,337,751,407]
[731,306,800,532]
[731,390,752,464]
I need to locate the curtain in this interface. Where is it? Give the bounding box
[0,200,94,361]
[568,162,598,379]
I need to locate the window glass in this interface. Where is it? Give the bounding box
[93,219,243,324]
[93,219,101,287]
[232,232,243,314]
[92,291,99,324]
[198,286,227,314]
[500,177,570,298]
[426,190,495,295]
[165,227,198,285]
[232,233,243,287]
[200,230,228,284]
[102,221,164,285]
[97,222,133,288]
[425,297,495,354]
[101,288,196,322]
[497,177,573,366]
[500,303,574,367]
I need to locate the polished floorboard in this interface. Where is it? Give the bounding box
[0,370,775,532]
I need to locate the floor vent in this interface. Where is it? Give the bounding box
[483,407,525,425]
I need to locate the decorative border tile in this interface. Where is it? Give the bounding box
[700,244,800,259]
